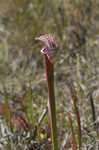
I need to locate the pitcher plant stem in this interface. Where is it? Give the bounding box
[44,54,58,150]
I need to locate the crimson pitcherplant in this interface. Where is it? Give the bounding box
[35,34,58,150]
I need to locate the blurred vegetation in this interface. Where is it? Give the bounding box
[0,0,99,149]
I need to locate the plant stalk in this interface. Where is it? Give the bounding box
[44,54,58,150]
[68,112,77,150]
[70,83,81,150]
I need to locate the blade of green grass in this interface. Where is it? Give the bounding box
[2,81,13,132]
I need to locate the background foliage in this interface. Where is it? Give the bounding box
[0,0,99,149]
